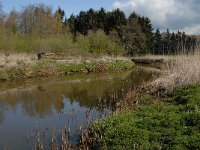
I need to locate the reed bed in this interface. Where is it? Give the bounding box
[147,49,200,95]
[33,98,116,150]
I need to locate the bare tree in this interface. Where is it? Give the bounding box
[0,2,5,26]
[5,10,18,33]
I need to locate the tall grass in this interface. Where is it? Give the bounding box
[148,49,200,94]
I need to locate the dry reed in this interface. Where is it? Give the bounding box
[147,49,200,95]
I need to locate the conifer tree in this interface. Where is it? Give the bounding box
[164,29,171,54]
[170,32,177,54]
[153,28,162,54]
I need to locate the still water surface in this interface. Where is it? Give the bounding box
[0,67,157,149]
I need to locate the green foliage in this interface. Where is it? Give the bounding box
[122,18,147,55]
[121,12,154,56]
[0,67,23,81]
[0,3,198,56]
[59,63,87,72]
[0,28,125,56]
[93,86,200,150]
[77,30,124,55]
[70,8,126,36]
[106,60,133,70]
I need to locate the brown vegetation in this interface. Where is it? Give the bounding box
[146,49,200,95]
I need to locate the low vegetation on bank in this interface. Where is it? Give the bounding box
[92,86,200,149]
[0,55,134,81]
[87,51,200,149]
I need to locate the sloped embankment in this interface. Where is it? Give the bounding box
[91,86,200,149]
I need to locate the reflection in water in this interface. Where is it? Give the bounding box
[0,67,157,149]
[0,111,4,124]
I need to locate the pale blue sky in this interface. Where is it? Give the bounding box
[1,0,116,17]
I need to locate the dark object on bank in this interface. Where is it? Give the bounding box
[37,52,46,60]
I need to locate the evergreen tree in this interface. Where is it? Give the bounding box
[97,7,106,30]
[153,28,162,55]
[181,31,186,52]
[111,8,126,32]
[128,12,139,22]
[68,14,77,41]
[164,29,171,54]
[137,16,154,52]
[122,15,147,56]
[87,8,97,31]
[77,10,89,35]
[170,32,177,54]
[144,17,154,52]
[176,30,182,52]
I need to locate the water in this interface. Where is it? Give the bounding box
[0,67,157,150]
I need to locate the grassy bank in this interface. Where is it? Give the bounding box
[92,86,200,149]
[0,56,134,81]
[89,52,200,149]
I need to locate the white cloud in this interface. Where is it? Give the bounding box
[181,24,200,35]
[112,0,200,34]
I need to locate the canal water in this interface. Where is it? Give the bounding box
[0,67,157,150]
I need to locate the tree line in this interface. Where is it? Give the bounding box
[0,3,199,55]
[154,29,198,55]
[4,4,67,35]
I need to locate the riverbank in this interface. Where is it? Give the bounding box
[90,86,200,149]
[131,55,174,64]
[131,55,181,69]
[88,53,200,149]
[0,53,134,81]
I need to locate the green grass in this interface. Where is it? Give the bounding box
[0,67,23,81]
[93,86,200,150]
[106,60,134,70]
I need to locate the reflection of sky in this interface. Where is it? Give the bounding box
[0,68,155,149]
[0,97,111,149]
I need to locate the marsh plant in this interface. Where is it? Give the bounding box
[147,48,200,95]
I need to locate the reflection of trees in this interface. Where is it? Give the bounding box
[126,67,155,87]
[0,103,5,124]
[0,69,155,117]
[0,111,4,124]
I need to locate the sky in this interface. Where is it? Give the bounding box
[1,0,200,35]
